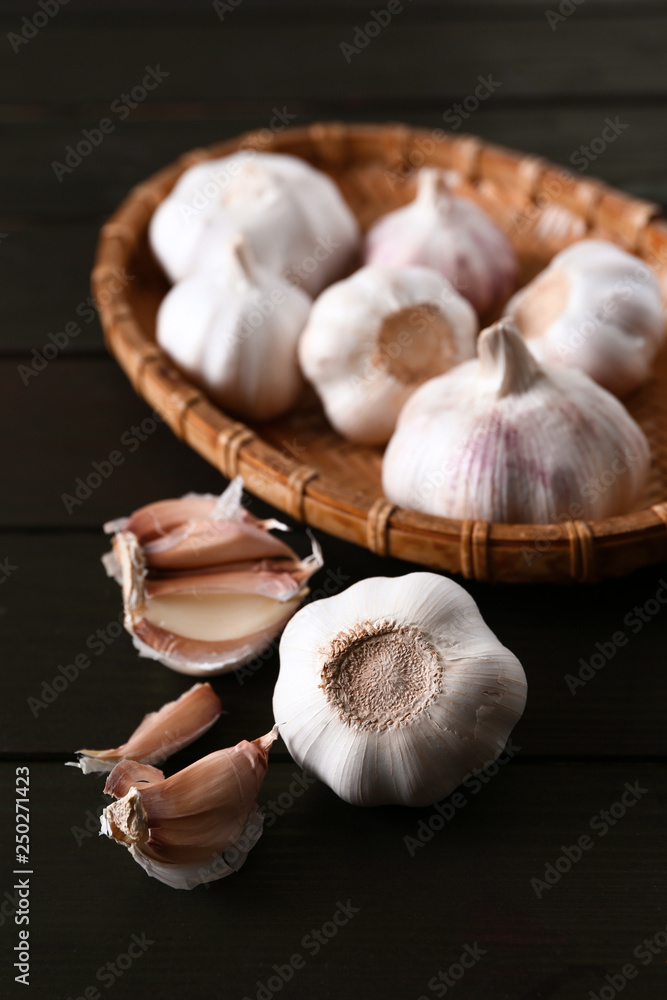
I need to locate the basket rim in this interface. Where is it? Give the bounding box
[92,121,667,583]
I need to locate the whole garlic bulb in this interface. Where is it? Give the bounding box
[157,239,310,421]
[298,265,478,445]
[364,168,517,316]
[382,319,650,523]
[150,150,360,296]
[273,573,527,807]
[504,239,665,398]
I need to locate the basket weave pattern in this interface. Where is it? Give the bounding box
[92,123,667,583]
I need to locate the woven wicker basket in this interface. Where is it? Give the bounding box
[92,122,667,583]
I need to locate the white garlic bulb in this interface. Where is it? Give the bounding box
[149,150,360,296]
[298,265,478,445]
[364,168,517,316]
[157,239,310,421]
[504,239,665,398]
[273,573,527,807]
[382,319,650,523]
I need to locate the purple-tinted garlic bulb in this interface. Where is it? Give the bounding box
[382,319,649,524]
[364,168,517,316]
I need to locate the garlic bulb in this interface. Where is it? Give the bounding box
[149,150,360,296]
[71,683,222,774]
[382,319,650,523]
[298,265,478,445]
[504,239,665,398]
[364,168,517,316]
[157,239,310,421]
[102,728,278,889]
[273,574,526,807]
[103,478,323,675]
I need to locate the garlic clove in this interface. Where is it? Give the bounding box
[364,167,517,316]
[101,728,278,888]
[382,318,650,523]
[104,480,324,675]
[104,760,166,798]
[71,682,222,774]
[504,238,665,398]
[273,574,526,807]
[298,264,478,445]
[112,531,319,676]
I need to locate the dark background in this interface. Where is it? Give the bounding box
[1,2,666,998]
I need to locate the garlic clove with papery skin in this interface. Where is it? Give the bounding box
[298,264,478,445]
[103,479,324,676]
[101,728,278,889]
[156,238,310,422]
[504,238,665,398]
[149,150,360,296]
[273,574,526,808]
[364,167,518,316]
[71,682,222,774]
[382,318,650,523]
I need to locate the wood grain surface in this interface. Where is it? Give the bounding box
[1,2,666,998]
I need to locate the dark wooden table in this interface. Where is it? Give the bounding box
[1,2,666,998]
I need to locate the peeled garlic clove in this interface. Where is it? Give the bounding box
[157,238,310,422]
[71,683,222,774]
[298,264,478,445]
[113,531,321,677]
[104,479,324,675]
[364,167,517,316]
[149,150,359,296]
[382,318,650,523]
[102,729,278,889]
[504,238,665,398]
[274,574,526,807]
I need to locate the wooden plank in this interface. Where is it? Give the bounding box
[1,529,666,756]
[1,104,666,221]
[0,760,665,998]
[1,18,667,104]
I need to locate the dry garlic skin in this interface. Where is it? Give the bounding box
[157,240,309,421]
[364,168,517,316]
[382,319,650,523]
[149,150,360,296]
[274,574,527,807]
[505,239,665,398]
[298,265,478,445]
